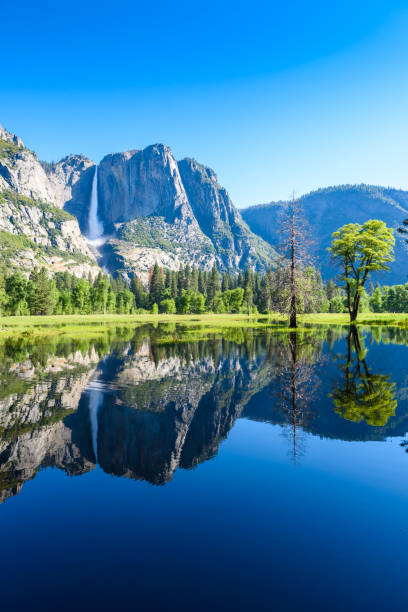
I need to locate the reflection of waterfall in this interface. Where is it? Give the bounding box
[89,390,104,462]
[87,166,104,240]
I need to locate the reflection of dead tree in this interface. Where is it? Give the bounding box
[273,332,323,463]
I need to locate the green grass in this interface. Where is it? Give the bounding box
[0,312,406,339]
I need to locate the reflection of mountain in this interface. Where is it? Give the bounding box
[1,330,408,503]
[96,341,272,484]
[0,350,99,503]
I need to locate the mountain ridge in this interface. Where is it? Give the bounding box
[242,183,408,283]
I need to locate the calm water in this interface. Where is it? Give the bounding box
[1,324,408,611]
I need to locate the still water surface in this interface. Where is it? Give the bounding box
[0,324,407,610]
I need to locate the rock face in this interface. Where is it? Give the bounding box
[0,123,278,280]
[0,126,59,205]
[178,157,276,271]
[0,190,99,278]
[0,124,100,278]
[42,155,95,230]
[98,145,194,227]
[242,185,408,283]
[95,144,277,281]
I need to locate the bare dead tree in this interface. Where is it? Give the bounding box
[275,194,314,328]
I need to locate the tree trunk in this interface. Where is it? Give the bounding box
[289,204,297,329]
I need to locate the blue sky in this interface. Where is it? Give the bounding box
[2,0,408,206]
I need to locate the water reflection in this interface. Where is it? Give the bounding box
[0,324,407,503]
[272,332,324,462]
[330,326,398,426]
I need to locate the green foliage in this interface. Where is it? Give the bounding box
[331,328,397,426]
[329,220,395,321]
[0,139,24,159]
[160,298,176,314]
[369,283,408,313]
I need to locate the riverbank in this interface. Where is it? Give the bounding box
[0,312,407,338]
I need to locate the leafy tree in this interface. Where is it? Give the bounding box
[72,278,91,314]
[222,287,244,313]
[93,275,110,313]
[329,295,345,313]
[192,292,206,314]
[369,286,383,313]
[160,298,176,314]
[213,295,225,313]
[329,220,395,322]
[5,272,29,315]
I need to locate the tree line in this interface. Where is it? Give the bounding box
[0,262,330,317]
[0,205,403,321]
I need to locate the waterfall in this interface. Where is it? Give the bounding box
[89,390,103,462]
[88,165,104,240]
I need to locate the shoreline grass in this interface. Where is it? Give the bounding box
[0,312,406,339]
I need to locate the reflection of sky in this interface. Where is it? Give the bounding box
[1,330,408,609]
[1,416,407,610]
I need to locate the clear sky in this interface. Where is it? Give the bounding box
[2,0,408,207]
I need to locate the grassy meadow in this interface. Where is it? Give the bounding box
[0,311,406,339]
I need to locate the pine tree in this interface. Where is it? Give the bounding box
[28,267,56,315]
[244,268,253,313]
[198,269,206,295]
[149,262,164,305]
[207,264,219,309]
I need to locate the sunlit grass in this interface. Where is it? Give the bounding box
[0,311,406,339]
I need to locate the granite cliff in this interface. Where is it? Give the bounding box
[0,123,278,281]
[0,124,99,278]
[95,145,278,282]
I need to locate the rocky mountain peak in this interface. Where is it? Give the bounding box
[97,143,194,229]
[0,124,24,148]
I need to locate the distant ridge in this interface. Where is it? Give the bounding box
[242,184,408,283]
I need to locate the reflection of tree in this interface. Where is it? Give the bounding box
[331,326,397,426]
[274,333,322,463]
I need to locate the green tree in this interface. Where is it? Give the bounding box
[207,264,219,309]
[5,272,29,315]
[93,275,110,313]
[244,268,253,314]
[192,292,206,314]
[160,298,176,313]
[149,263,164,306]
[72,278,91,314]
[329,220,395,322]
[369,286,383,313]
[28,267,57,315]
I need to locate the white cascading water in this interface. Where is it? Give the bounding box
[88,165,104,241]
[89,390,103,462]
